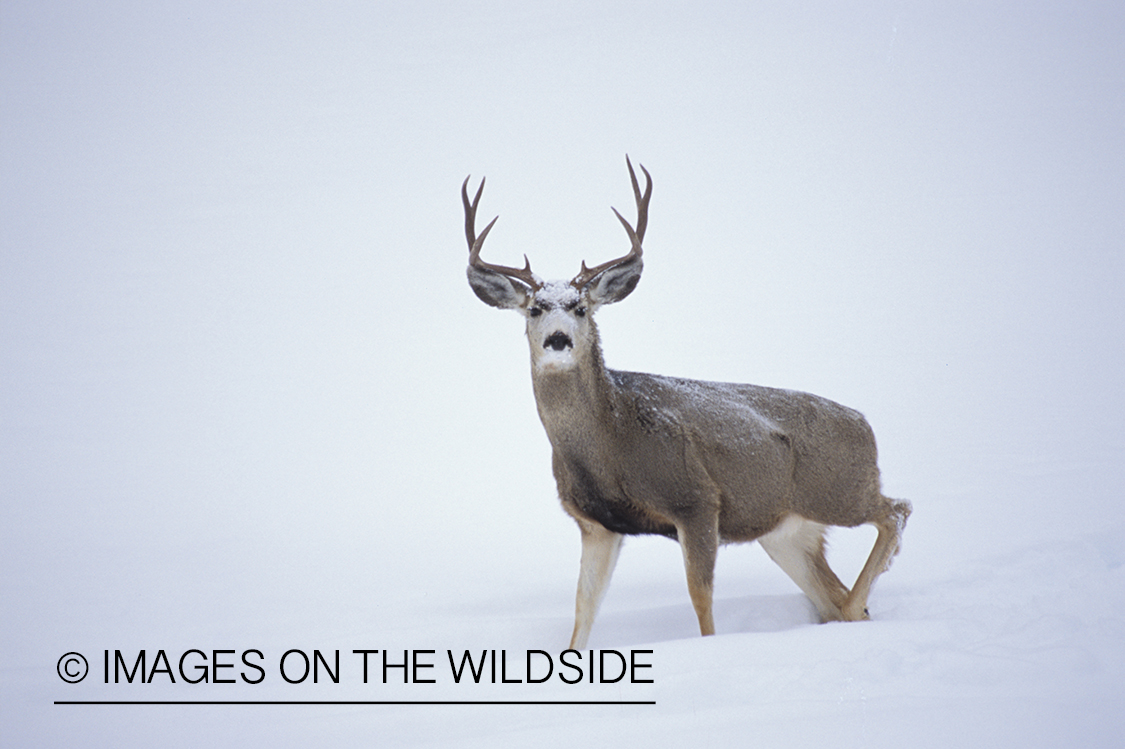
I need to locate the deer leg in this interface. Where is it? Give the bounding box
[677,514,720,637]
[841,498,911,621]
[758,514,848,622]
[569,519,624,649]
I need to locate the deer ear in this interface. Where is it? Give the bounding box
[467,265,531,309]
[584,257,643,307]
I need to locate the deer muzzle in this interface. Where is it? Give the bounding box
[544,331,573,351]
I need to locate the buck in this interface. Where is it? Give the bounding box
[463,158,911,648]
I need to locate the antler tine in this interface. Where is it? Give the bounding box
[462,175,541,290]
[462,175,486,252]
[571,155,652,290]
[625,154,652,243]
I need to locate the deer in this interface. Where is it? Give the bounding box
[462,157,911,649]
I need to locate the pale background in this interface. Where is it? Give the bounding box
[2,1,1123,746]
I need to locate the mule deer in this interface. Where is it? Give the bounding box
[463,157,911,648]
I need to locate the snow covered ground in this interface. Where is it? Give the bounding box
[3,2,1123,746]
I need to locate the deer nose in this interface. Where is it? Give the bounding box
[544,331,573,351]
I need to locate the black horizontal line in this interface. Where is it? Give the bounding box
[55,700,656,706]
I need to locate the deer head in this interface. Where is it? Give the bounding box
[464,157,652,373]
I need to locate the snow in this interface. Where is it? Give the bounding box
[535,281,583,309]
[3,2,1124,747]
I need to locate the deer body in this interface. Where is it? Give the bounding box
[463,159,911,648]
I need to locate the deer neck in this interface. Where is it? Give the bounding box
[530,331,617,452]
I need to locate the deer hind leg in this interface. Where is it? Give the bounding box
[676,514,720,637]
[841,498,912,621]
[569,519,624,650]
[758,514,849,622]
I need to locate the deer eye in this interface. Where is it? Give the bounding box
[529,306,543,317]
[575,307,587,317]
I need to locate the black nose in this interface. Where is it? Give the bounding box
[544,331,573,351]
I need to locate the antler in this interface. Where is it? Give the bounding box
[463,176,542,291]
[571,155,652,290]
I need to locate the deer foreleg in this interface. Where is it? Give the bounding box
[677,514,720,637]
[569,519,624,649]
